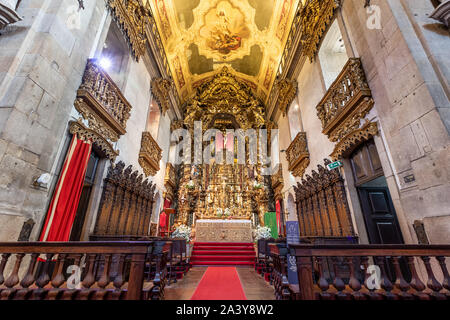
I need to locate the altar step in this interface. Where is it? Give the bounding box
[190,242,256,266]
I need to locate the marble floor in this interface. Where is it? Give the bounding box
[165,267,275,300]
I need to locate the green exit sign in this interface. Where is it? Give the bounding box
[327,161,343,170]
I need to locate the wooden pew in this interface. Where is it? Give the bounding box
[284,244,450,300]
[0,241,171,300]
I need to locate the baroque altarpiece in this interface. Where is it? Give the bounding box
[172,68,276,230]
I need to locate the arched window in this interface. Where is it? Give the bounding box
[287,101,302,140]
[318,20,349,89]
[99,22,130,89]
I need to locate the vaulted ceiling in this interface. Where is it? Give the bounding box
[146,0,300,105]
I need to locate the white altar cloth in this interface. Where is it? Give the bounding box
[195,219,253,243]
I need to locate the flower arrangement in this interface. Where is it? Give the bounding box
[186,180,195,190]
[253,226,272,241]
[253,181,263,189]
[171,224,192,243]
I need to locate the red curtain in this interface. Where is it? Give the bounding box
[159,211,168,236]
[39,135,92,242]
[164,199,171,209]
[276,200,282,235]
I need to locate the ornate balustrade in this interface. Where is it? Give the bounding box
[430,0,450,27]
[94,162,156,237]
[0,1,21,29]
[164,163,177,201]
[75,59,132,143]
[286,244,450,300]
[316,58,378,160]
[105,0,149,61]
[271,164,284,200]
[0,241,172,300]
[299,0,342,62]
[139,132,162,177]
[286,132,310,177]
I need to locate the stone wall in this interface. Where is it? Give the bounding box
[0,0,109,241]
[279,0,450,244]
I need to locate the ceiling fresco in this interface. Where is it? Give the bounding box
[146,0,300,105]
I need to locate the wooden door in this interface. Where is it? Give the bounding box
[350,140,403,244]
[357,187,403,244]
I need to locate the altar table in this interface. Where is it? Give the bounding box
[195,219,253,243]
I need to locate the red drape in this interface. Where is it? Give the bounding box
[164,199,171,209]
[39,135,92,242]
[159,211,168,236]
[276,200,282,235]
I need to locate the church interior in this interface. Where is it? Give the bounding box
[0,0,449,302]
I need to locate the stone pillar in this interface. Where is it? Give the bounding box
[0,0,110,241]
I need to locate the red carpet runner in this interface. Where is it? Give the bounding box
[190,242,255,266]
[191,267,247,300]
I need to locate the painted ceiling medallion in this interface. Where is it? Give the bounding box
[147,0,300,104]
[197,1,251,60]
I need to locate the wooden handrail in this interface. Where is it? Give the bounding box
[0,241,172,300]
[271,244,450,300]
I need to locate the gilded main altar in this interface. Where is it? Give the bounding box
[173,68,272,228]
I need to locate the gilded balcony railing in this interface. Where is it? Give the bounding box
[105,0,149,61]
[139,132,162,176]
[286,132,310,177]
[75,59,132,142]
[271,164,284,200]
[316,58,374,143]
[164,163,177,201]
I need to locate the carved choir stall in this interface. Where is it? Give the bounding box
[294,159,356,241]
[93,162,156,237]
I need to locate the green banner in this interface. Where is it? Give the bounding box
[264,212,278,239]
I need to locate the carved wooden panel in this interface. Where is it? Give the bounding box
[294,159,355,238]
[286,132,310,177]
[93,161,156,236]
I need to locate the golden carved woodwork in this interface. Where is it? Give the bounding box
[151,78,173,115]
[138,131,162,176]
[271,164,284,200]
[170,120,185,132]
[331,121,378,160]
[93,161,156,236]
[294,159,355,238]
[69,120,119,161]
[106,0,150,61]
[316,58,377,160]
[299,0,341,62]
[275,78,298,116]
[184,67,266,130]
[286,132,310,178]
[164,163,177,201]
[76,59,132,143]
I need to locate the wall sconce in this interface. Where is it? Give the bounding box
[33,173,51,189]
